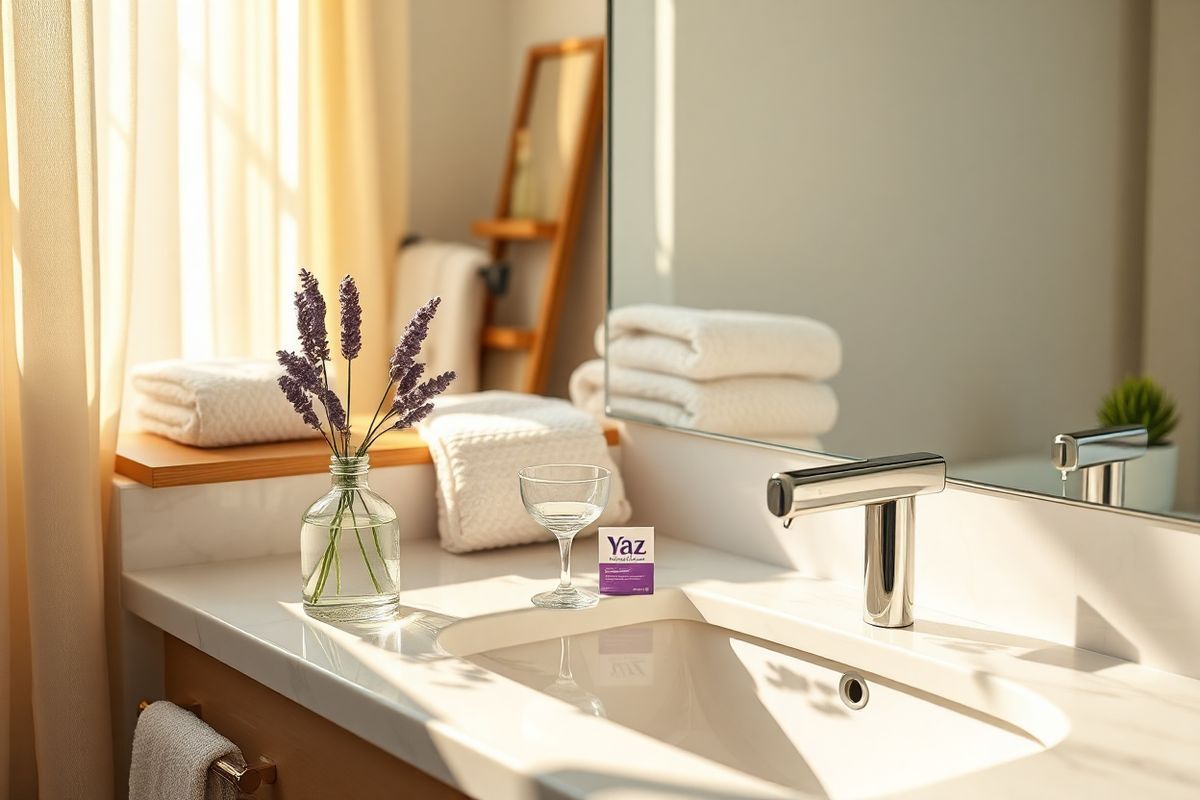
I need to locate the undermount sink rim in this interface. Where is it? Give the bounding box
[434,585,1071,753]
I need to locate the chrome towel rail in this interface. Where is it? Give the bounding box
[136,699,278,794]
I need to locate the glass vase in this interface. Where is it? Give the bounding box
[301,455,400,622]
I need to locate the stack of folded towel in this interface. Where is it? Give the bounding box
[569,305,841,447]
[416,391,631,553]
[131,359,323,447]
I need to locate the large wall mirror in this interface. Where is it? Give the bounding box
[607,0,1200,522]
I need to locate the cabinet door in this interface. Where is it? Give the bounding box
[164,635,468,799]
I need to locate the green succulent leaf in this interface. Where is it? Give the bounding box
[1097,376,1179,445]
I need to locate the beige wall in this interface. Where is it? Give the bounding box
[612,0,1152,465]
[374,0,605,398]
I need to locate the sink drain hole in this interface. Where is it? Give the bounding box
[839,672,869,710]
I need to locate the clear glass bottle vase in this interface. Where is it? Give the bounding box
[301,455,400,622]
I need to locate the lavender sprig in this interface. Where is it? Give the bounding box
[361,369,456,452]
[360,298,453,453]
[395,403,435,430]
[278,374,322,432]
[337,275,363,453]
[395,362,425,400]
[279,275,454,459]
[394,371,456,415]
[295,269,330,365]
[388,297,440,381]
[277,349,322,392]
[277,348,348,441]
[338,276,362,360]
[323,387,347,434]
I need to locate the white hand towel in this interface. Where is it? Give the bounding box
[129,701,245,800]
[393,240,488,393]
[604,304,842,381]
[569,359,835,441]
[132,359,322,448]
[416,391,632,554]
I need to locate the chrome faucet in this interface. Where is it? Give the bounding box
[766,453,946,628]
[1051,425,1147,507]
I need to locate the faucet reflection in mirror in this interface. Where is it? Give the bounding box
[1051,426,1147,509]
[277,269,456,621]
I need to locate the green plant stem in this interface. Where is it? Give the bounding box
[334,539,342,594]
[360,406,407,452]
[309,489,391,603]
[358,379,396,455]
[320,361,342,458]
[354,490,387,568]
[311,491,351,601]
[348,500,382,593]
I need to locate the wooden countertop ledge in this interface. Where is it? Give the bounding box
[116,424,620,489]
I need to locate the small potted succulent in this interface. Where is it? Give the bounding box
[278,269,455,621]
[1097,376,1179,512]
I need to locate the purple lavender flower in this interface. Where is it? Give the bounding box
[389,297,441,381]
[276,349,322,392]
[278,374,322,430]
[393,370,456,415]
[295,268,330,364]
[278,349,347,434]
[396,362,425,398]
[393,403,435,431]
[338,275,362,360]
[322,387,348,433]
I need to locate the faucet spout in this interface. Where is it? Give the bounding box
[767,453,946,628]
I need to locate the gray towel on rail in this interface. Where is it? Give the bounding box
[129,701,244,800]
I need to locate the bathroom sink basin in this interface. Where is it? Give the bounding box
[438,590,1065,799]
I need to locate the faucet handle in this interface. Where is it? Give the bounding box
[1051,425,1147,473]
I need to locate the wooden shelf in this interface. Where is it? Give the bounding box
[481,326,537,351]
[116,422,620,488]
[471,218,559,241]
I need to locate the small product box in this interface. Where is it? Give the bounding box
[598,526,654,595]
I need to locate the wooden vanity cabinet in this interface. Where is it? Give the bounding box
[163,635,468,799]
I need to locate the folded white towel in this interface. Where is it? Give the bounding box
[129,701,244,800]
[603,304,842,381]
[393,240,489,393]
[132,359,321,448]
[416,391,632,554]
[569,359,835,442]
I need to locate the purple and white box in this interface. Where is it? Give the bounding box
[598,527,654,595]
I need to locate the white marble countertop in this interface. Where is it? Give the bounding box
[123,537,1200,799]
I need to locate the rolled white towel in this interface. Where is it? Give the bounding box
[131,359,322,447]
[416,391,632,554]
[602,304,842,381]
[569,359,836,441]
[129,700,244,800]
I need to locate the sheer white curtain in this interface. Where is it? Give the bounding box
[124,0,391,416]
[2,0,136,795]
[2,0,391,794]
[125,0,304,373]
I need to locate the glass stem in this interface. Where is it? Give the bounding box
[558,534,575,589]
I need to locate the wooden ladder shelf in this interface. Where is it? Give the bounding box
[475,37,605,394]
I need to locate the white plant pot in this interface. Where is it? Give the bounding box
[1123,442,1178,513]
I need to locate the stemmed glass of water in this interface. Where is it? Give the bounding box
[518,464,610,609]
